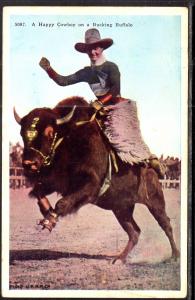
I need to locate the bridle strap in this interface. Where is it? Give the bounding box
[30,133,64,166]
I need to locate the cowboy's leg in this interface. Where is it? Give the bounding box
[148,154,166,179]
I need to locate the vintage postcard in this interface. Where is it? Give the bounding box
[2,6,188,298]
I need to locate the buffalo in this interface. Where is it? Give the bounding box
[14,96,179,263]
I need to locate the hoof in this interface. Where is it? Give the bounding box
[42,223,53,232]
[172,249,180,260]
[112,255,126,265]
[37,217,56,232]
[104,252,127,264]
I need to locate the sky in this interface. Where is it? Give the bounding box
[3,7,188,158]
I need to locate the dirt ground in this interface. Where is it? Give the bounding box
[9,187,180,291]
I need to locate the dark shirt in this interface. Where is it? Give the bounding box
[47,61,121,99]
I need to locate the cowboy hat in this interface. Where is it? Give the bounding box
[75,28,113,53]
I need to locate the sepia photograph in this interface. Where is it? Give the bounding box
[2,6,188,298]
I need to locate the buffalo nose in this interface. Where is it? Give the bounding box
[23,160,38,170]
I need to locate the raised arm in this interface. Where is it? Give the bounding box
[39,57,81,86]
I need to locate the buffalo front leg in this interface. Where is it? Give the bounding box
[52,168,101,217]
[38,169,102,231]
[37,196,53,217]
[112,205,141,264]
[30,185,56,231]
[36,197,59,231]
[30,183,54,218]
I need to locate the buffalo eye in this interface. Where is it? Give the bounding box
[44,126,54,140]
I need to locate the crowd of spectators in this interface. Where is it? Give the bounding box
[10,142,23,167]
[159,155,181,180]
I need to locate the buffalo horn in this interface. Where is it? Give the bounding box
[13,107,21,125]
[56,105,76,125]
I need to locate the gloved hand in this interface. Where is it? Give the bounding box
[91,100,104,111]
[39,57,51,71]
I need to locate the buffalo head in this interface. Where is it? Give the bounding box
[14,105,76,175]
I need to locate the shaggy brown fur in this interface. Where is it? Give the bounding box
[17,96,179,263]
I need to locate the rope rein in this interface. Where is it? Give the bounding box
[30,133,64,166]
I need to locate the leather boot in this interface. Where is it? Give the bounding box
[149,155,165,179]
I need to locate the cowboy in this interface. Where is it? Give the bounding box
[39,28,122,108]
[38,28,165,230]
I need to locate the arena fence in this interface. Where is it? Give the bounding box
[10,167,29,189]
[9,167,180,190]
[159,179,180,189]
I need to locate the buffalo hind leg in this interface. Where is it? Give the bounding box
[112,205,141,264]
[147,205,180,259]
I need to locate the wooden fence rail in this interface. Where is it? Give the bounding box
[9,167,28,189]
[159,179,180,189]
[9,167,180,190]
